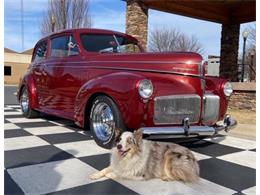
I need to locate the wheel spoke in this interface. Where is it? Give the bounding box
[92,102,115,141]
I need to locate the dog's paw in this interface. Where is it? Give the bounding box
[90,173,101,180]
[105,172,117,179]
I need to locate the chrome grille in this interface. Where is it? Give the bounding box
[154,95,201,124]
[203,94,220,125]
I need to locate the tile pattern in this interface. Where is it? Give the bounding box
[4,105,256,195]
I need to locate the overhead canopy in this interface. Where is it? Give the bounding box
[140,0,256,24]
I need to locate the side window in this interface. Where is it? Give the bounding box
[33,41,47,62]
[51,35,79,57]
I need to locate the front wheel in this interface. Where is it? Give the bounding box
[89,95,124,149]
[20,87,39,118]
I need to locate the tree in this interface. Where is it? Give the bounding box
[247,23,256,49]
[41,0,91,35]
[148,27,204,55]
[239,24,256,81]
[245,24,256,81]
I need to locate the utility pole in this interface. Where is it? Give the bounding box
[21,0,24,51]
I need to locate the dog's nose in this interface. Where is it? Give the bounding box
[117,144,122,150]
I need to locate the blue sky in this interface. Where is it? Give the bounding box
[4,0,255,59]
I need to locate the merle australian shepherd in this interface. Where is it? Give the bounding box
[90,129,199,182]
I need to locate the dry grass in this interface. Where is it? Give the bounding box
[227,108,256,124]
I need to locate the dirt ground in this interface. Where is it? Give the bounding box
[227,108,256,140]
[228,108,256,124]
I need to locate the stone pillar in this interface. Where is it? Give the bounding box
[220,23,240,81]
[126,0,148,50]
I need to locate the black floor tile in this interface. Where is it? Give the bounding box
[4,129,32,138]
[199,158,256,192]
[14,121,57,128]
[4,170,24,195]
[4,119,11,123]
[79,153,110,171]
[249,148,256,152]
[5,145,74,169]
[233,192,246,195]
[48,179,138,195]
[4,114,23,119]
[179,139,243,157]
[4,109,16,112]
[39,132,92,144]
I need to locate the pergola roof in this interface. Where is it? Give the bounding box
[140,0,256,24]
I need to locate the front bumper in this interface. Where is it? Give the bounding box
[141,115,237,138]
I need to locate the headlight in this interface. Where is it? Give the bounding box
[223,82,233,96]
[138,79,153,99]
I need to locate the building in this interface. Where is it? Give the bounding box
[124,0,255,81]
[207,55,220,76]
[4,48,33,85]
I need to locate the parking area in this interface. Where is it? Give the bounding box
[4,104,256,195]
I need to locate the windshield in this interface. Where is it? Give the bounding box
[80,34,142,53]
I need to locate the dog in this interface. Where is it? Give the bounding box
[90,128,200,182]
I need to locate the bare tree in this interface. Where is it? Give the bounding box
[245,24,256,81]
[247,23,256,49]
[41,0,91,35]
[149,27,204,55]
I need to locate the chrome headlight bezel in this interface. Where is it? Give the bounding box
[138,79,154,99]
[223,82,233,97]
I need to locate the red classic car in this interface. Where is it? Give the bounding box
[18,28,236,148]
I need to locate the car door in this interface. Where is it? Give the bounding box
[43,33,82,119]
[30,40,48,108]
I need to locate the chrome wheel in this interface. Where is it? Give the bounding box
[92,102,115,141]
[21,88,29,113]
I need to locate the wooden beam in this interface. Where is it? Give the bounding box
[141,0,255,24]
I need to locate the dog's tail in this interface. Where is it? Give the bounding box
[163,149,200,183]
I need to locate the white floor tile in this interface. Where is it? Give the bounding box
[205,136,256,150]
[4,107,14,111]
[7,105,21,109]
[49,120,73,126]
[4,123,21,130]
[192,151,211,161]
[7,158,99,194]
[24,126,75,135]
[115,177,235,195]
[217,151,256,169]
[5,136,49,151]
[6,118,46,123]
[4,111,22,115]
[242,186,256,195]
[55,140,109,157]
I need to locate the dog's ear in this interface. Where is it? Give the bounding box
[114,128,122,141]
[133,128,143,143]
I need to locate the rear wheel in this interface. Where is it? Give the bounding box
[20,87,39,118]
[89,95,124,149]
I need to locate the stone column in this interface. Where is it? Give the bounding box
[126,0,148,50]
[220,23,240,81]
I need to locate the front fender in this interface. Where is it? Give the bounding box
[205,76,229,120]
[74,72,146,128]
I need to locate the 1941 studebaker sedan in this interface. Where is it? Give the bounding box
[18,28,237,148]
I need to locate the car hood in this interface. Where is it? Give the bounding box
[87,52,203,77]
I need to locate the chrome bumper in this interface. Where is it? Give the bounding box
[141,115,237,138]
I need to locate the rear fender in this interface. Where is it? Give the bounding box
[18,74,39,109]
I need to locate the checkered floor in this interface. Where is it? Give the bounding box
[4,105,256,195]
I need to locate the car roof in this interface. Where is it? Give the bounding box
[37,28,136,44]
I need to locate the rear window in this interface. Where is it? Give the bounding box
[51,35,79,57]
[33,41,47,62]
